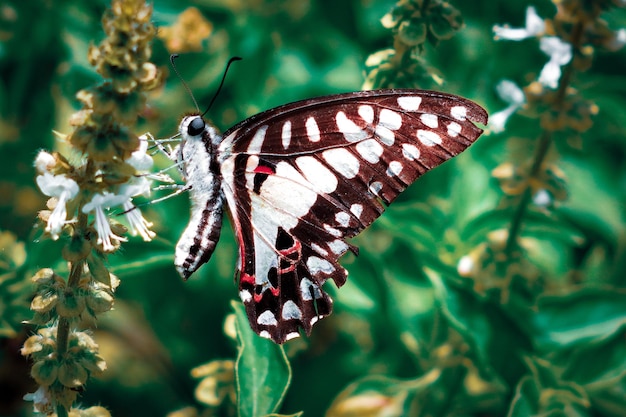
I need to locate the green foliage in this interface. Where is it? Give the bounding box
[234,301,291,417]
[1,0,626,416]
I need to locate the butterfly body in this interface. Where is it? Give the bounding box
[173,89,488,343]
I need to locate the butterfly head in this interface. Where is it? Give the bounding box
[178,114,222,146]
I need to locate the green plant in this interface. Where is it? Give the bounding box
[1,0,624,416]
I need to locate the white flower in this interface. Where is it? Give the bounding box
[82,192,128,251]
[34,151,56,174]
[494,6,545,41]
[126,135,153,171]
[489,80,526,133]
[538,37,572,88]
[121,200,155,241]
[457,255,474,277]
[81,135,157,248]
[24,386,52,414]
[36,173,79,239]
[119,177,155,241]
[533,189,552,208]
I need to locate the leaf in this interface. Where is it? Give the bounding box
[233,301,292,417]
[327,373,439,417]
[427,269,530,386]
[506,357,591,417]
[531,288,626,351]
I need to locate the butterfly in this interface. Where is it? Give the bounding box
[169,89,488,343]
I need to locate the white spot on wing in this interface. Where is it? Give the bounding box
[249,161,318,281]
[379,109,402,130]
[311,243,329,256]
[375,125,395,146]
[356,139,383,163]
[306,117,321,142]
[259,330,271,339]
[369,181,383,195]
[285,332,300,341]
[282,300,303,320]
[322,148,360,179]
[244,155,260,190]
[336,111,368,142]
[300,278,323,300]
[239,289,252,303]
[402,143,420,161]
[295,155,338,194]
[335,211,350,227]
[324,224,342,237]
[328,239,348,255]
[420,113,439,128]
[307,256,335,275]
[398,96,422,111]
[247,125,268,154]
[358,105,374,124]
[255,161,317,231]
[451,105,467,121]
[257,310,278,326]
[447,121,461,137]
[387,160,403,176]
[417,129,442,146]
[350,203,363,218]
[282,121,292,149]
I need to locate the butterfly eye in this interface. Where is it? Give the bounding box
[188,117,205,136]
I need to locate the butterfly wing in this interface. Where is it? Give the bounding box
[217,89,488,343]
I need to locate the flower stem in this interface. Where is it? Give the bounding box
[504,130,552,256]
[503,21,585,258]
[55,212,88,416]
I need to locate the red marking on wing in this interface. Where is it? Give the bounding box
[254,165,275,175]
[241,273,255,284]
[278,240,301,274]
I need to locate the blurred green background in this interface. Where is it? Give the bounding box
[1,0,626,416]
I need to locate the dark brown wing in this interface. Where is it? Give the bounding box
[218,89,488,343]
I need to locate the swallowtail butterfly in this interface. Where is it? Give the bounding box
[171,89,487,343]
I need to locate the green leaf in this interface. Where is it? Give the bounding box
[507,357,591,417]
[531,288,626,351]
[427,269,530,386]
[327,373,439,417]
[233,301,292,417]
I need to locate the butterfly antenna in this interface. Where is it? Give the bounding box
[170,54,200,113]
[201,56,242,118]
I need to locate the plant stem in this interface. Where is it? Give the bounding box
[55,212,88,416]
[503,21,585,258]
[504,130,552,256]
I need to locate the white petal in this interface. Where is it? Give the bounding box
[496,80,525,105]
[46,201,68,239]
[533,189,552,207]
[540,37,572,65]
[538,60,562,88]
[36,173,79,199]
[82,192,128,213]
[92,205,126,251]
[457,255,474,277]
[489,105,518,134]
[493,6,545,41]
[34,151,56,174]
[126,135,153,170]
[123,201,155,241]
[119,176,151,199]
[524,6,545,36]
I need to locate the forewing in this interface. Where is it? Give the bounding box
[218,89,488,343]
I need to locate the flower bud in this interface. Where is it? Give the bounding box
[31,359,59,386]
